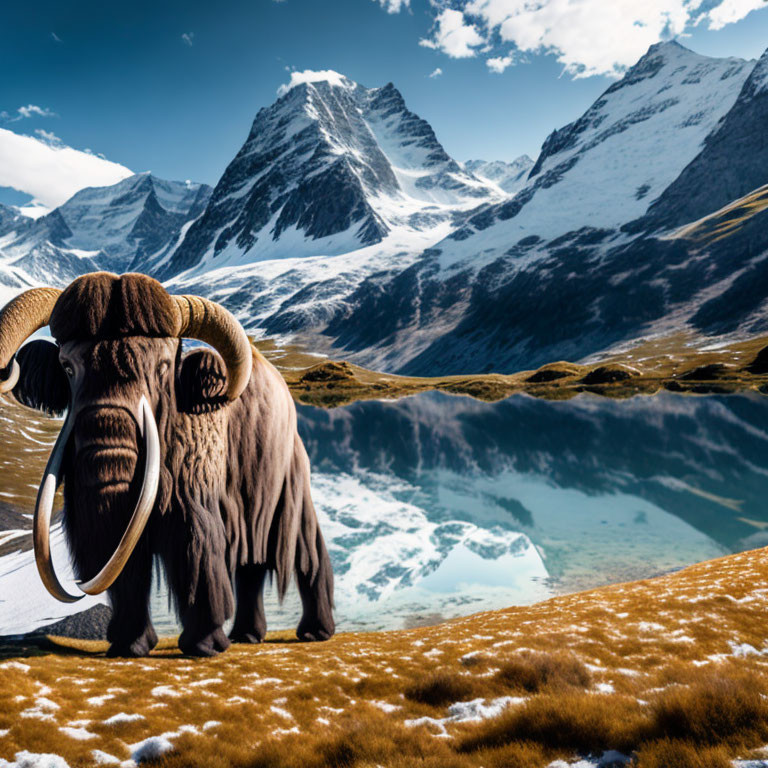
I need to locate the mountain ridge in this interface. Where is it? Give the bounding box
[0,173,211,300]
[1,43,767,376]
[299,41,768,374]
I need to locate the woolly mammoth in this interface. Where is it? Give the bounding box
[0,272,334,656]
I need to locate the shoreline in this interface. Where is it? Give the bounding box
[256,332,768,407]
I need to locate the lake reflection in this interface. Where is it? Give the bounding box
[2,391,768,635]
[289,391,768,629]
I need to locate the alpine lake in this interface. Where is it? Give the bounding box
[2,342,768,638]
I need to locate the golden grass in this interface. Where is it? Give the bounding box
[668,183,768,245]
[4,547,768,766]
[634,739,732,768]
[404,669,477,707]
[649,672,768,747]
[458,671,768,759]
[493,650,591,693]
[457,692,647,755]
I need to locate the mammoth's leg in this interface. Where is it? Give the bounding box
[229,564,268,644]
[105,540,157,658]
[296,528,335,643]
[168,500,234,658]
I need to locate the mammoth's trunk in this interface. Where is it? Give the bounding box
[33,395,161,602]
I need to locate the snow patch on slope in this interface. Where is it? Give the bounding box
[0,524,106,637]
[438,41,756,270]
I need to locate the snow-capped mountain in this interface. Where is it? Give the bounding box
[0,174,211,297]
[156,74,506,332]
[310,43,768,374]
[168,44,768,375]
[159,75,500,280]
[3,44,768,375]
[465,156,533,195]
[0,75,502,333]
[437,41,753,265]
[646,45,768,230]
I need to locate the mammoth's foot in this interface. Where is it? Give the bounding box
[178,626,231,657]
[229,628,265,644]
[106,625,158,658]
[229,610,267,645]
[296,613,335,643]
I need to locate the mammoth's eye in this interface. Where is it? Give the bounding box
[157,360,170,377]
[62,361,74,378]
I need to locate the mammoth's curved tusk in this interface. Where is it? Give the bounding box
[33,410,82,602]
[33,396,161,602]
[0,358,20,394]
[78,396,160,595]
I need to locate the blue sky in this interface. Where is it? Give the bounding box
[2,0,767,211]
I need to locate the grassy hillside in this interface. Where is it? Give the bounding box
[3,545,768,767]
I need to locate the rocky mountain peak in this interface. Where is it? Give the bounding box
[742,45,768,100]
[160,72,500,279]
[645,44,768,229]
[0,204,29,239]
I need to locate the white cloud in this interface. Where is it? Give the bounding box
[51,32,62,43]
[428,67,443,78]
[1,104,57,123]
[277,69,351,97]
[420,8,485,59]
[390,0,768,79]
[486,49,527,73]
[181,32,195,47]
[374,0,410,12]
[0,128,133,212]
[475,0,700,77]
[486,54,513,73]
[18,104,56,119]
[33,129,62,146]
[706,0,767,29]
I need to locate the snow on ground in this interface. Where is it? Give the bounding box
[547,757,768,768]
[102,713,144,726]
[128,736,175,763]
[0,523,106,636]
[406,695,525,736]
[547,753,629,768]
[90,751,120,765]
[0,751,72,768]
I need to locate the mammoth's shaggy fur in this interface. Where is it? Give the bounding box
[13,273,334,656]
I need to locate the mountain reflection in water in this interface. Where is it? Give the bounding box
[290,391,768,629]
[1,391,767,634]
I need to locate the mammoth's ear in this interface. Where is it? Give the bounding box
[11,340,69,416]
[176,348,227,414]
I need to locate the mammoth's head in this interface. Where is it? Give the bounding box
[0,272,253,603]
